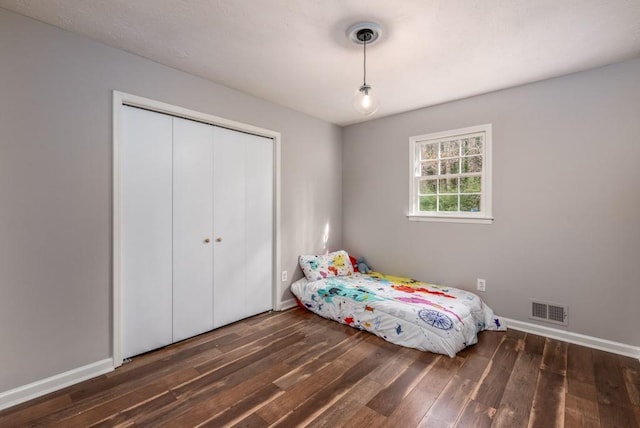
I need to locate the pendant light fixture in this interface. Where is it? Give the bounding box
[348,22,382,116]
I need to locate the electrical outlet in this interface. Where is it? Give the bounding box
[477,278,486,292]
[281,270,288,282]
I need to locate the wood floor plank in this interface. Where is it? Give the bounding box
[54,367,200,427]
[366,350,439,416]
[564,394,601,428]
[256,334,378,424]
[528,369,566,428]
[112,326,237,375]
[420,343,496,427]
[454,398,495,428]
[418,375,475,427]
[344,405,387,428]
[381,355,462,427]
[25,363,199,426]
[230,412,270,428]
[566,344,597,399]
[523,332,546,356]
[540,337,569,376]
[365,345,421,386]
[0,394,72,427]
[527,338,568,428]
[173,331,306,400]
[592,348,637,428]
[0,308,635,428]
[618,354,640,406]
[269,338,398,427]
[148,362,290,428]
[130,322,317,426]
[492,334,544,428]
[563,343,600,427]
[472,330,506,358]
[138,335,310,425]
[271,330,369,391]
[54,329,235,417]
[468,333,521,409]
[618,355,640,427]
[633,406,640,428]
[304,339,411,427]
[455,352,491,382]
[214,316,311,354]
[505,328,526,341]
[192,323,308,375]
[306,378,384,428]
[280,322,345,366]
[198,383,283,428]
[89,391,177,428]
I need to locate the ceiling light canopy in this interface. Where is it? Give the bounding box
[347,22,382,117]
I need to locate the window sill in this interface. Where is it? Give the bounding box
[406,214,494,224]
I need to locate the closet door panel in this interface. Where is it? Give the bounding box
[173,117,214,342]
[121,106,173,358]
[244,134,273,317]
[212,127,247,328]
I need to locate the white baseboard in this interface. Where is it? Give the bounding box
[0,358,113,412]
[503,317,640,360]
[279,298,297,311]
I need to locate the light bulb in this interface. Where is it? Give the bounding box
[361,93,371,109]
[353,84,379,116]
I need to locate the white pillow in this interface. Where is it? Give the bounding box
[299,250,354,281]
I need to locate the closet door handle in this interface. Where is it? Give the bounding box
[204,238,211,243]
[215,237,222,242]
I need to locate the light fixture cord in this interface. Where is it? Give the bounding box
[363,35,367,85]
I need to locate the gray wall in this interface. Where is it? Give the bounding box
[0,8,342,393]
[343,58,640,347]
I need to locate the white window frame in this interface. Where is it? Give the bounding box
[407,124,493,224]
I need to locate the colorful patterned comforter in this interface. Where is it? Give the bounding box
[291,272,505,357]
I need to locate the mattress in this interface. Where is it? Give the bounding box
[291,272,505,357]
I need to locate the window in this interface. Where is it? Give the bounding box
[408,124,493,224]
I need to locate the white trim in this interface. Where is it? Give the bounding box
[279,298,298,311]
[273,128,283,311]
[0,359,113,411]
[112,91,282,366]
[413,124,493,142]
[407,214,494,224]
[112,94,123,367]
[503,317,640,360]
[408,124,492,223]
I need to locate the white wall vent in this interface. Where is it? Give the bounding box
[529,299,568,326]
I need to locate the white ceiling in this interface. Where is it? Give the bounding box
[2,0,639,125]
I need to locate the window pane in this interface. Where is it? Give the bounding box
[440,140,459,158]
[461,156,482,173]
[438,178,458,194]
[460,176,481,193]
[420,143,437,160]
[460,194,481,212]
[421,161,438,176]
[440,158,460,174]
[419,179,437,195]
[439,195,458,211]
[420,196,437,211]
[410,125,491,220]
[462,136,483,155]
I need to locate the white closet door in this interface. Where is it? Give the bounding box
[172,117,214,342]
[212,127,247,327]
[244,134,273,317]
[122,106,173,358]
[213,127,273,327]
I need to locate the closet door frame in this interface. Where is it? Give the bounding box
[112,90,281,367]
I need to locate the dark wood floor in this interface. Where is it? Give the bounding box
[1,308,639,427]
